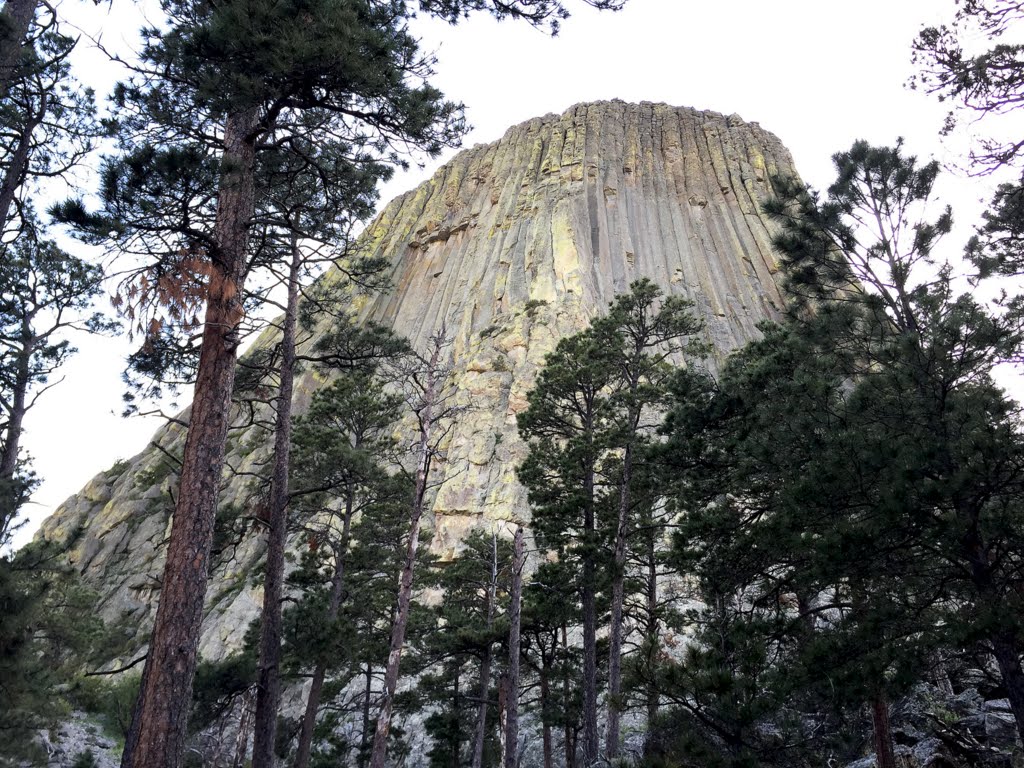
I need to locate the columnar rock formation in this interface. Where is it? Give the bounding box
[39,100,797,660]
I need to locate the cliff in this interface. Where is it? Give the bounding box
[38,100,797,662]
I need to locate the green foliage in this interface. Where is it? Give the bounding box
[71,750,99,768]
[655,140,1024,765]
[275,328,428,764]
[967,177,1024,278]
[71,673,142,743]
[912,2,1024,284]
[410,531,515,767]
[523,299,548,317]
[0,543,106,763]
[911,0,1024,171]
[520,559,585,743]
[0,212,114,543]
[50,0,467,406]
[190,653,257,733]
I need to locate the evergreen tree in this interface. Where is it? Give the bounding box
[661,321,938,768]
[912,2,1024,281]
[520,559,583,768]
[912,0,1024,173]
[0,0,105,234]
[503,526,525,768]
[519,280,701,760]
[518,328,617,765]
[656,140,1024,766]
[595,279,702,757]
[0,542,105,764]
[53,4,461,764]
[285,354,408,768]
[370,329,460,768]
[411,531,515,768]
[0,219,113,540]
[767,141,1024,741]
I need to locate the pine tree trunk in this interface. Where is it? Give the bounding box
[360,662,373,768]
[990,632,1024,743]
[472,535,499,768]
[504,527,524,768]
[581,456,599,767]
[369,337,443,768]
[293,497,356,768]
[870,693,897,768]
[232,687,256,768]
[0,316,31,538]
[606,433,636,758]
[0,89,43,232]
[453,669,462,768]
[0,0,35,101]
[645,523,659,729]
[497,672,509,766]
[562,623,576,768]
[252,230,301,768]
[539,670,553,768]
[472,650,492,768]
[121,106,260,768]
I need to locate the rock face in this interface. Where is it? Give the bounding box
[38,100,796,661]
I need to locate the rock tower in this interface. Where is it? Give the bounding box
[39,101,797,660]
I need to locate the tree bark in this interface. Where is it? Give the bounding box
[870,693,897,768]
[0,314,32,538]
[645,522,659,729]
[504,526,524,768]
[497,672,509,767]
[472,534,499,768]
[539,669,553,768]
[606,432,636,758]
[0,0,35,102]
[293,493,357,768]
[990,631,1024,742]
[368,337,443,768]
[252,233,301,768]
[360,662,373,768]
[562,623,576,768]
[0,89,43,232]
[232,687,256,768]
[581,453,599,767]
[121,106,260,768]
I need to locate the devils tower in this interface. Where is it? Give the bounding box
[38,100,796,661]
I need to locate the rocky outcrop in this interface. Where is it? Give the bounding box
[38,100,796,661]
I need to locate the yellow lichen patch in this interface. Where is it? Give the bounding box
[551,209,582,293]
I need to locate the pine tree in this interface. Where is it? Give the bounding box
[0,217,112,544]
[594,279,702,757]
[285,353,408,768]
[0,542,106,764]
[518,328,617,764]
[370,329,460,768]
[912,2,1024,281]
[520,559,581,768]
[662,319,940,767]
[410,530,515,768]
[504,526,525,768]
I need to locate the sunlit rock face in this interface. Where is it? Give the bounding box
[38,101,796,660]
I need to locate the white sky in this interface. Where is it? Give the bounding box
[12,0,1021,548]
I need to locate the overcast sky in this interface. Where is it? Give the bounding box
[12,0,1019,548]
